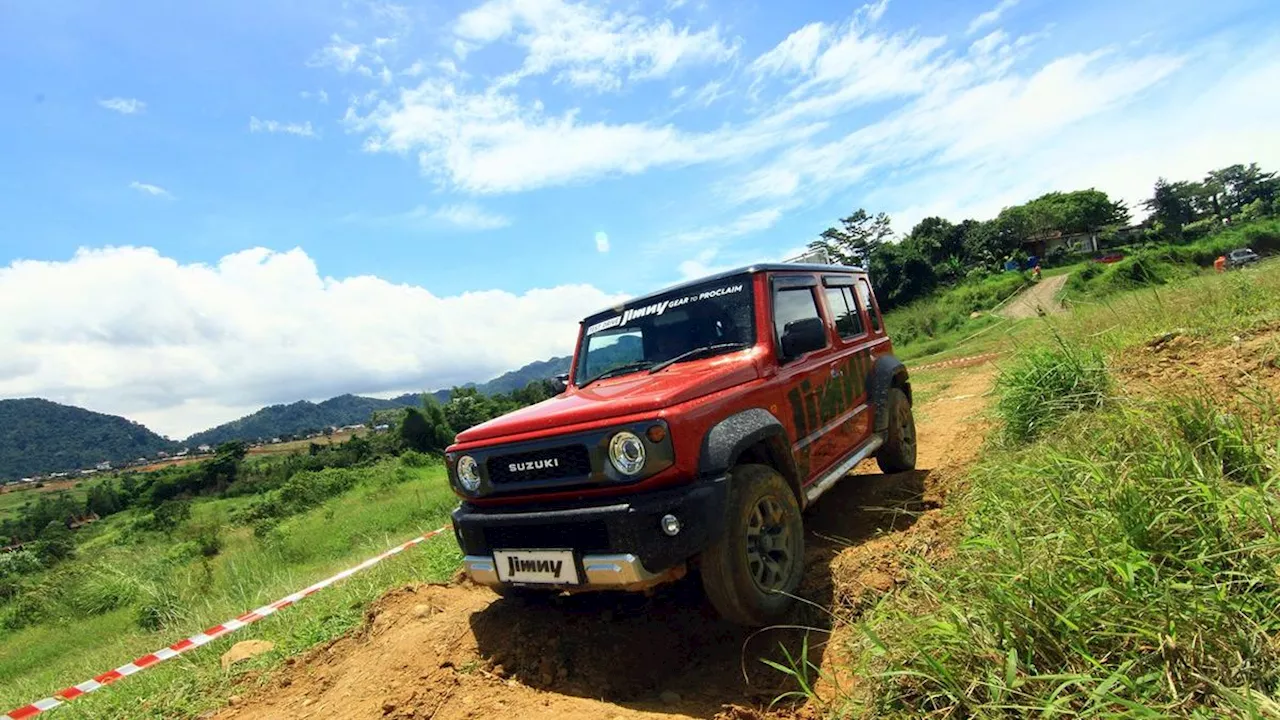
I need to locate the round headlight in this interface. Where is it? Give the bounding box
[608,431,646,476]
[456,455,481,492]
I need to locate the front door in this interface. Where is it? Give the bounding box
[770,275,844,485]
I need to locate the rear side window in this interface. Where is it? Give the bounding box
[824,287,864,339]
[857,279,882,333]
[773,288,825,342]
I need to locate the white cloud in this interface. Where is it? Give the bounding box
[99,97,145,114]
[249,116,319,138]
[733,43,1185,206]
[300,89,331,104]
[349,203,510,231]
[666,208,783,245]
[129,181,172,198]
[309,34,365,72]
[349,79,817,193]
[431,203,511,230]
[454,0,738,90]
[0,247,621,437]
[968,0,1019,36]
[595,231,610,252]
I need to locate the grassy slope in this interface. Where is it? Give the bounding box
[842,260,1280,717]
[0,460,459,719]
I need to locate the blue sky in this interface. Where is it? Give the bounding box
[1,0,1278,437]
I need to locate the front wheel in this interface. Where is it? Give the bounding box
[876,387,917,473]
[700,464,804,626]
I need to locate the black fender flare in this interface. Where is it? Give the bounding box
[697,408,800,496]
[869,355,912,434]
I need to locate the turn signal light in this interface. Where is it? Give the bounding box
[646,425,667,443]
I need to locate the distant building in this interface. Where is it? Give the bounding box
[374,424,390,432]
[80,469,98,476]
[50,472,68,479]
[270,437,282,444]
[96,460,112,471]
[175,448,189,457]
[197,444,212,454]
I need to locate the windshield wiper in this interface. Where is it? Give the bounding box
[649,342,749,374]
[579,361,655,389]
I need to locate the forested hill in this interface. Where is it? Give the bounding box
[0,399,177,480]
[185,355,574,445]
[183,394,416,447]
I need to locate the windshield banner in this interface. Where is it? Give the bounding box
[585,283,745,336]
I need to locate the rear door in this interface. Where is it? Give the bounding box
[819,274,876,459]
[770,273,843,485]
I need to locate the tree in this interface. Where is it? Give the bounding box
[808,209,894,266]
[423,401,456,450]
[399,408,434,453]
[1144,178,1199,237]
[35,520,75,563]
[85,482,121,517]
[443,387,497,433]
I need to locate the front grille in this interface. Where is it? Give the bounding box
[487,445,591,485]
[484,521,610,554]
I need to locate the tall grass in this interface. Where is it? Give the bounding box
[843,259,1280,718]
[995,335,1110,444]
[854,394,1280,717]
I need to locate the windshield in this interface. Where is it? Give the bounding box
[573,276,755,386]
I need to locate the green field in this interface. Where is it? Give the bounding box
[0,458,459,719]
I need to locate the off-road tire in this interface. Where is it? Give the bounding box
[700,464,804,626]
[876,387,917,473]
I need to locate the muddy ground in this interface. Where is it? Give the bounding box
[217,365,997,720]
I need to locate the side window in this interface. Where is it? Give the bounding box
[773,287,826,347]
[857,279,882,333]
[824,287,864,339]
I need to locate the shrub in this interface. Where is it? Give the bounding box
[134,582,187,632]
[2,591,49,630]
[68,568,141,616]
[400,450,432,468]
[996,337,1110,444]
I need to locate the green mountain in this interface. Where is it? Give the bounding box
[185,355,574,445]
[183,394,415,447]
[0,399,178,481]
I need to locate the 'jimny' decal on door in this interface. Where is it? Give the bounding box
[787,349,874,478]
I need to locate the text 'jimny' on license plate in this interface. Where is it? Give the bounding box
[493,549,580,585]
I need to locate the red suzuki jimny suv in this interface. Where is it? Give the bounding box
[445,261,916,626]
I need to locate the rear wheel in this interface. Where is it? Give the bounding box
[700,464,804,626]
[876,387,917,473]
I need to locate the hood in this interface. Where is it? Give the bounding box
[453,351,761,446]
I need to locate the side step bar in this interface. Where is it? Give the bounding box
[803,435,884,506]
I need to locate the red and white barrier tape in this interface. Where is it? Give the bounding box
[911,351,1004,372]
[2,524,453,720]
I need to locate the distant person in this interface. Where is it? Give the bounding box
[1214,255,1227,273]
[1032,264,1042,281]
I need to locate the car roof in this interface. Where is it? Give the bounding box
[582,262,866,321]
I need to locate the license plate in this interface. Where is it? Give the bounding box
[493,549,580,585]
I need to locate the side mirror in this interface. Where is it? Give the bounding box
[551,373,569,394]
[780,317,826,361]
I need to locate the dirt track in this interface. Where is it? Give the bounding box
[998,274,1067,320]
[218,365,997,720]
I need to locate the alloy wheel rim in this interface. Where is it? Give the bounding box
[746,495,795,592]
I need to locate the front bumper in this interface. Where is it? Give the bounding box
[452,476,727,589]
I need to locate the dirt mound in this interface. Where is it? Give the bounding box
[1114,323,1280,402]
[217,367,997,720]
